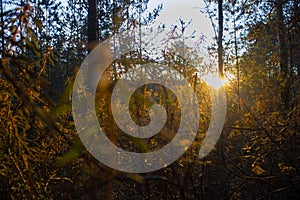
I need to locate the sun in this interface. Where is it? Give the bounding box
[204,72,233,89]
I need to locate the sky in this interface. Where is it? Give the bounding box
[144,0,217,69]
[145,0,232,85]
[146,0,215,46]
[57,0,214,49]
[58,0,217,70]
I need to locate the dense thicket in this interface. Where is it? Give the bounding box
[0,0,299,199]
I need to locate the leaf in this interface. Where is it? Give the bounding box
[278,163,295,173]
[57,136,85,166]
[50,104,72,119]
[252,163,265,175]
[122,173,145,184]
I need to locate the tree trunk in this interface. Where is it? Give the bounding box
[218,0,224,78]
[87,0,99,89]
[275,0,289,110]
[1,0,5,57]
[88,0,98,52]
[293,0,300,76]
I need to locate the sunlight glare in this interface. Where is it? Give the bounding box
[204,72,230,89]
